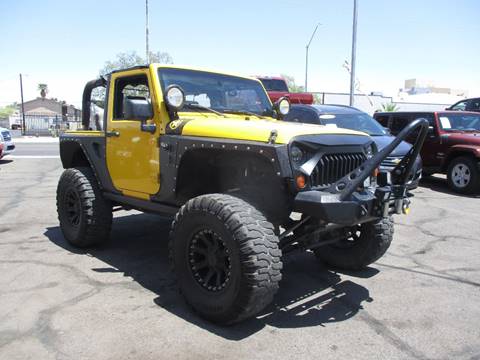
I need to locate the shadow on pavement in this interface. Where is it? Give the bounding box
[419,175,480,198]
[45,212,376,340]
[0,159,13,165]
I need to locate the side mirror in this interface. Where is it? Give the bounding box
[123,96,153,121]
[274,96,290,119]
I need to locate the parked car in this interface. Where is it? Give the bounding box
[446,97,480,113]
[374,111,480,194]
[0,127,15,159]
[284,104,422,189]
[256,76,314,104]
[0,138,4,159]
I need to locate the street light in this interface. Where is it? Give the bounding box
[19,73,26,135]
[145,0,150,63]
[349,0,358,106]
[305,23,321,92]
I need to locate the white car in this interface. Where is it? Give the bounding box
[0,127,15,158]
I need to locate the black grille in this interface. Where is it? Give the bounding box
[1,131,11,141]
[310,152,367,187]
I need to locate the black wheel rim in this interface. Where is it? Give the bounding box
[188,229,231,292]
[65,189,81,227]
[333,225,362,249]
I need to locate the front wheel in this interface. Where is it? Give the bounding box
[314,217,394,270]
[169,194,282,324]
[447,156,480,194]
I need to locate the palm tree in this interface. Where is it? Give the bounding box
[377,103,398,112]
[37,83,48,99]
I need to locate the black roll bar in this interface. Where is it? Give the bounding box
[326,118,429,201]
[82,77,106,130]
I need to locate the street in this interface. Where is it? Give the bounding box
[0,143,479,360]
[8,142,60,157]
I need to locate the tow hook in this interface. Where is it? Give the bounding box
[394,198,411,215]
[402,198,411,215]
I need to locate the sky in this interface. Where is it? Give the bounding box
[1,0,479,108]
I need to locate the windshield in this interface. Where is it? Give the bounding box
[318,113,387,136]
[158,68,273,116]
[438,113,480,131]
[259,78,289,92]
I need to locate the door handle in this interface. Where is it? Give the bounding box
[106,130,120,137]
[141,123,156,134]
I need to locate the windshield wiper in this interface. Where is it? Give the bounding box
[184,103,226,117]
[222,109,267,119]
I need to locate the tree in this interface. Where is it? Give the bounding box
[377,103,399,112]
[93,50,173,106]
[38,83,48,99]
[280,74,305,93]
[98,50,173,76]
[0,103,17,118]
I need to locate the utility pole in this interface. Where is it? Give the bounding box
[145,0,150,63]
[305,23,321,92]
[349,0,358,106]
[19,73,26,136]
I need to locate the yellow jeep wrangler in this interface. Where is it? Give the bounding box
[57,64,427,324]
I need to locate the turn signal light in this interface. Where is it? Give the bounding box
[296,175,306,189]
[372,167,379,177]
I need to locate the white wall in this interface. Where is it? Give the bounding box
[313,92,451,115]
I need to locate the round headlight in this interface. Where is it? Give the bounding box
[165,85,185,110]
[290,145,303,163]
[278,98,290,116]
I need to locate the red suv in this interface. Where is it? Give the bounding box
[374,111,480,194]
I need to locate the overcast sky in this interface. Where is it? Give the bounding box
[1,0,479,107]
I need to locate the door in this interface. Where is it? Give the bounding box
[410,113,441,168]
[106,69,160,198]
[389,114,410,136]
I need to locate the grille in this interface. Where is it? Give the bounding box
[1,131,11,141]
[381,155,403,169]
[310,152,367,187]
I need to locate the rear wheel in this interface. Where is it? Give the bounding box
[314,217,394,270]
[169,194,282,324]
[447,156,480,194]
[57,167,112,247]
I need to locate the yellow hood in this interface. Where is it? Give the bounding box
[175,115,367,144]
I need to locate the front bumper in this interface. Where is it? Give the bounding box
[2,141,15,155]
[294,185,409,226]
[293,118,429,225]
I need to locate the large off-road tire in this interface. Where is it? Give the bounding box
[56,167,112,247]
[314,217,394,270]
[169,194,282,324]
[447,156,480,194]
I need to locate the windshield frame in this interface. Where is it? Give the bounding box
[157,67,274,117]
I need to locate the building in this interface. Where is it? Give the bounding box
[9,97,82,134]
[22,97,81,120]
[403,79,468,97]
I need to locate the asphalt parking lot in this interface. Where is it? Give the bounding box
[1,143,479,360]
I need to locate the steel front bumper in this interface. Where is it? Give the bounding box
[294,186,410,226]
[293,118,429,226]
